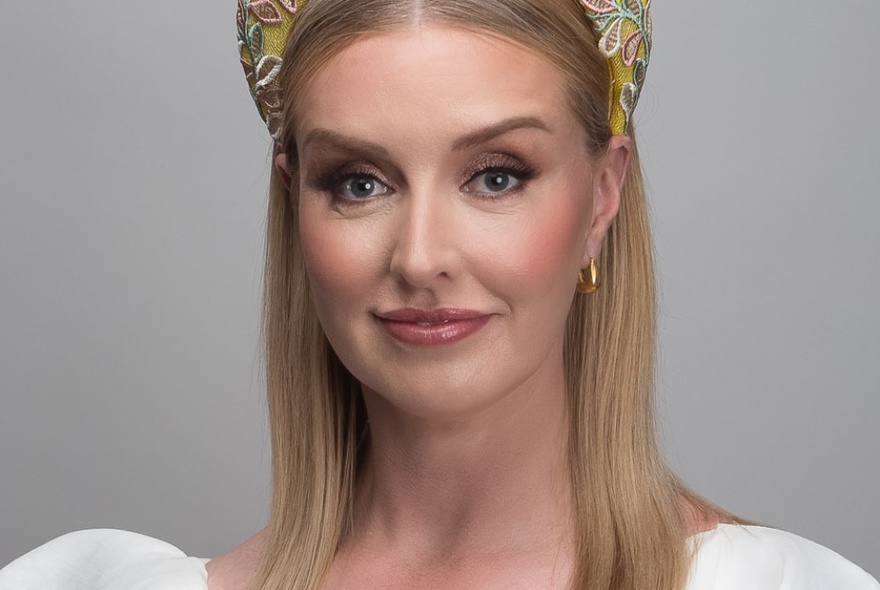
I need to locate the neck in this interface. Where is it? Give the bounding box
[348,360,573,562]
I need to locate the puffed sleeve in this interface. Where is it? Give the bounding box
[687,525,880,589]
[0,529,208,590]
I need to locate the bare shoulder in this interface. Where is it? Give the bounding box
[206,529,266,590]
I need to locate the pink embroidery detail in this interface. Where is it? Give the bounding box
[240,55,255,86]
[621,30,643,66]
[257,87,283,112]
[277,0,299,14]
[236,0,246,31]
[581,0,618,14]
[250,0,283,24]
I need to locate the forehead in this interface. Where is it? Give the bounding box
[293,25,580,149]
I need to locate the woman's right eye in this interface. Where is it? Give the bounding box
[333,174,391,200]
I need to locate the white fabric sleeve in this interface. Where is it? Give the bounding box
[687,525,880,590]
[0,529,208,590]
[4,524,876,589]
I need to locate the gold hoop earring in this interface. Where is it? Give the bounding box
[577,258,600,295]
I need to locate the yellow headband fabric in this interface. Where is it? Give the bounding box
[580,0,652,135]
[236,0,652,140]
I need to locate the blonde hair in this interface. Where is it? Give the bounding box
[257,1,736,588]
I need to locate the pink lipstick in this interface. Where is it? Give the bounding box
[374,308,491,346]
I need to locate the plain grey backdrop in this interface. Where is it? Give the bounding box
[1,0,878,578]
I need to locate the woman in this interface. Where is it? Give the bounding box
[1,0,877,589]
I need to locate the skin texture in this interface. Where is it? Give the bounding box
[291,28,625,425]
[208,25,631,589]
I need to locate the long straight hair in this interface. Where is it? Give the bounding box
[255,1,736,588]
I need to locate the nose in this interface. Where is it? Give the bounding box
[388,188,459,290]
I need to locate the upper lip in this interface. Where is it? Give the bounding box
[375,308,489,323]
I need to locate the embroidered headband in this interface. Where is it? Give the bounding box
[236,0,652,140]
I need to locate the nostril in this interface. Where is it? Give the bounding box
[386,191,462,290]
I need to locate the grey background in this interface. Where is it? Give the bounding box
[1,0,877,579]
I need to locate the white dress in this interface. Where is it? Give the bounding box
[0,524,877,589]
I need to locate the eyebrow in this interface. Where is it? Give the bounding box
[451,116,553,151]
[299,116,553,158]
[300,128,390,160]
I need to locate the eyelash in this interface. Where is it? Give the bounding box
[312,164,386,200]
[312,154,537,203]
[462,157,536,197]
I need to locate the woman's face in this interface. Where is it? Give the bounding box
[281,25,625,420]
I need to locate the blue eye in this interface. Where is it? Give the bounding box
[466,169,522,195]
[336,174,390,200]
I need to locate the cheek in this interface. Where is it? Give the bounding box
[479,195,591,293]
[298,205,381,314]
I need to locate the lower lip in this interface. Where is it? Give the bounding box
[377,315,491,346]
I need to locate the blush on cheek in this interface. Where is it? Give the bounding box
[505,201,589,288]
[298,211,385,309]
[301,230,355,298]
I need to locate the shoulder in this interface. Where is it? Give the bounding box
[204,529,265,590]
[687,524,880,590]
[0,529,208,590]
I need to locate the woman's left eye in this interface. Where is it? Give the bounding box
[463,167,531,196]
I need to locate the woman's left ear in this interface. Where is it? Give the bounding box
[583,135,631,266]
